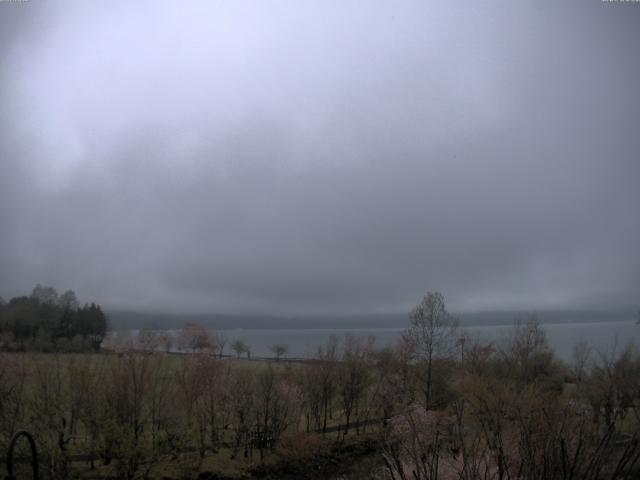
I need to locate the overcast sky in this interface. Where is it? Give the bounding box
[0,0,638,315]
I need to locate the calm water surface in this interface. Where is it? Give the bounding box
[219,321,640,361]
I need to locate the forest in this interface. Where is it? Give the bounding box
[0,285,108,352]
[0,292,638,479]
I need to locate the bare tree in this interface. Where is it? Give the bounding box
[215,331,228,358]
[337,334,374,436]
[300,336,339,435]
[383,406,455,480]
[177,322,215,353]
[101,352,154,479]
[157,331,174,353]
[231,339,249,359]
[500,314,559,388]
[0,353,27,447]
[175,354,225,458]
[253,365,303,461]
[138,328,161,352]
[372,338,416,424]
[227,367,255,459]
[68,355,107,470]
[270,343,289,361]
[317,335,339,434]
[571,340,592,383]
[30,354,73,478]
[404,292,458,409]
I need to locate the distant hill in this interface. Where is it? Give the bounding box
[106,308,637,331]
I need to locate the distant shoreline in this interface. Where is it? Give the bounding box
[107,309,638,331]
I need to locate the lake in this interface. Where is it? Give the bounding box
[217,320,640,362]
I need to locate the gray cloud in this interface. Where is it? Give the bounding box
[1,0,639,314]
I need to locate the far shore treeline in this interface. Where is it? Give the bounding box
[0,285,108,352]
[107,308,637,331]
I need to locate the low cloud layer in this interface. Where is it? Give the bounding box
[1,1,639,314]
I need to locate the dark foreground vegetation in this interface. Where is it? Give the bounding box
[0,292,639,479]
